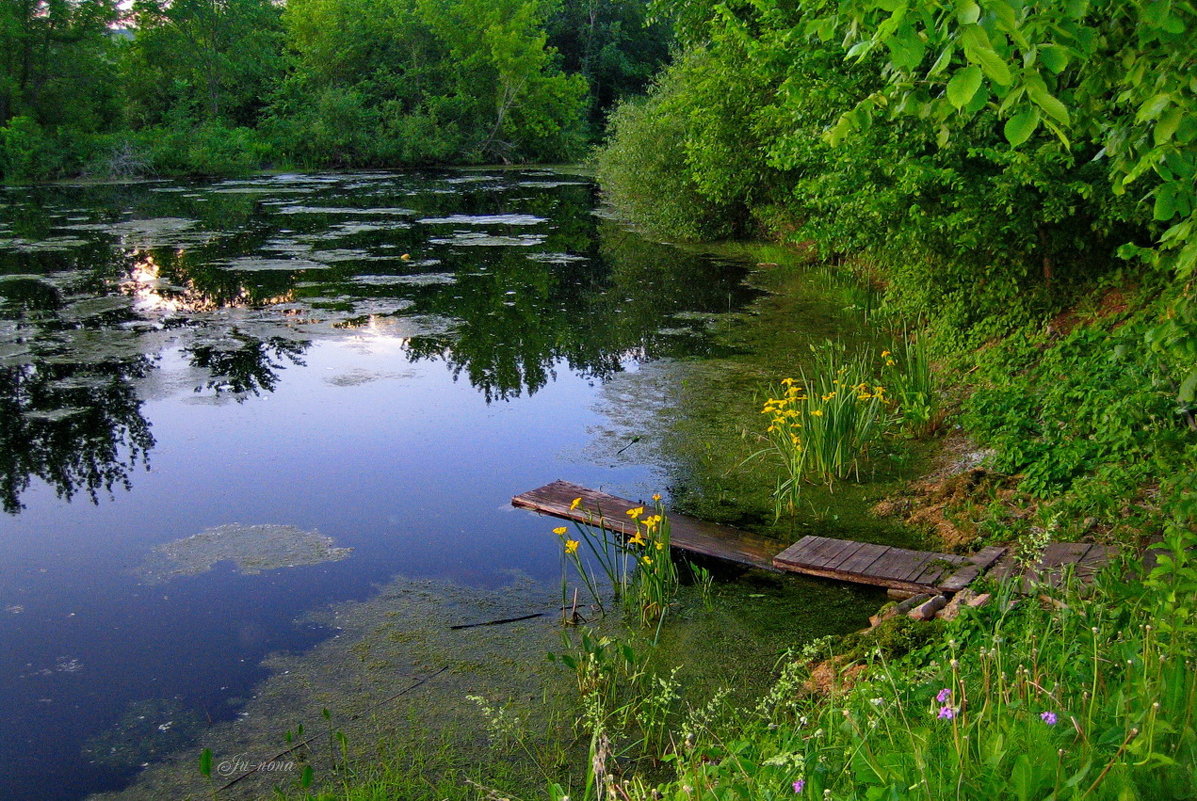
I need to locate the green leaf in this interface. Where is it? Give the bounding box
[1039,45,1069,74]
[199,748,212,779]
[1155,107,1183,145]
[1027,83,1070,125]
[967,46,1012,85]
[989,2,1028,47]
[1180,368,1197,404]
[887,26,927,71]
[1154,182,1181,220]
[928,44,955,76]
[1137,93,1172,123]
[1162,14,1186,34]
[1065,0,1089,17]
[1011,754,1035,801]
[957,1,981,25]
[1004,107,1040,145]
[300,765,314,788]
[947,66,983,109]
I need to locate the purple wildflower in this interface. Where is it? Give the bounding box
[1040,711,1058,725]
[936,688,952,704]
[938,706,955,720]
[793,779,806,794]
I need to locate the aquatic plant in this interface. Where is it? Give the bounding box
[883,333,937,437]
[553,495,679,629]
[757,342,891,516]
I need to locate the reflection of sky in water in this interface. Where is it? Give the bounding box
[0,171,761,801]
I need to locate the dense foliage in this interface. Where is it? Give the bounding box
[595,0,1196,503]
[0,0,672,180]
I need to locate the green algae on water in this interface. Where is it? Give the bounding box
[137,524,352,584]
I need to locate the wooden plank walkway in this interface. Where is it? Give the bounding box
[772,536,1008,594]
[987,542,1119,591]
[513,481,1117,594]
[512,480,785,571]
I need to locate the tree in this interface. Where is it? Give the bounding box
[123,0,284,126]
[0,0,121,129]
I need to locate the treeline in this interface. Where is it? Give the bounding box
[0,0,669,180]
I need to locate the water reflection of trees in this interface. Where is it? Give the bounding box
[185,331,309,397]
[401,220,759,401]
[0,356,156,514]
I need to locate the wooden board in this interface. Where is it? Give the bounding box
[512,480,785,571]
[938,546,1008,592]
[987,542,1117,591]
[514,481,1111,596]
[772,535,978,593]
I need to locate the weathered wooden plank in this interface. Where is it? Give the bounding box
[888,551,939,583]
[938,546,1008,592]
[1075,545,1116,577]
[513,480,784,571]
[517,482,1115,595]
[910,556,965,588]
[838,544,893,576]
[774,538,968,593]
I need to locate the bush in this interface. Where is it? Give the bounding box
[594,49,759,241]
[0,116,68,182]
[146,120,272,176]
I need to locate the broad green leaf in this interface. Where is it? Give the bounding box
[1040,45,1069,73]
[1065,0,1089,17]
[1181,367,1197,404]
[1163,14,1186,33]
[929,44,955,76]
[1027,83,1070,125]
[1011,754,1034,801]
[1005,106,1040,145]
[1042,116,1072,147]
[1178,239,1197,278]
[199,748,212,779]
[1155,107,1183,145]
[957,1,981,25]
[947,66,983,109]
[967,46,1013,85]
[887,26,927,71]
[989,2,1028,48]
[1154,182,1180,220]
[1137,93,1173,122]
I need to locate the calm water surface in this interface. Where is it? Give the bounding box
[0,170,773,799]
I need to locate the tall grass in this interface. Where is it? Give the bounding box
[884,333,937,437]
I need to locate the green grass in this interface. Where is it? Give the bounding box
[573,523,1196,801]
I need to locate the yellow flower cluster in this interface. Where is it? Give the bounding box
[761,381,807,446]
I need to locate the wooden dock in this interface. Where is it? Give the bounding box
[512,480,784,571]
[772,536,1007,594]
[513,481,1114,593]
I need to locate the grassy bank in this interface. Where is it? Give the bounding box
[557,266,1197,801]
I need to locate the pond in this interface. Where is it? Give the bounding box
[0,170,904,800]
